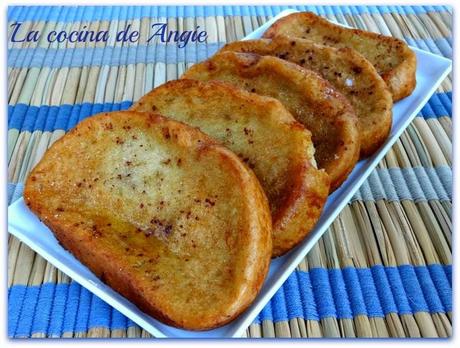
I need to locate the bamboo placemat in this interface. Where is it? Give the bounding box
[7,5,452,338]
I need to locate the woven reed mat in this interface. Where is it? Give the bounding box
[7,6,452,338]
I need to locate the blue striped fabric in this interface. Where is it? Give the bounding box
[6,91,452,134]
[7,36,452,69]
[7,101,134,132]
[419,92,452,119]
[8,264,452,336]
[7,44,224,69]
[7,5,451,23]
[353,166,452,202]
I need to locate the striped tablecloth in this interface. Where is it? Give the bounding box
[7,5,452,338]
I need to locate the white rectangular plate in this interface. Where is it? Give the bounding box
[8,9,452,338]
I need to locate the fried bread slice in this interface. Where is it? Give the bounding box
[220,36,393,156]
[263,12,416,101]
[24,111,272,331]
[182,52,359,190]
[131,79,330,257]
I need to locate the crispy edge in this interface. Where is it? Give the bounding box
[263,11,417,101]
[382,46,417,101]
[272,164,330,257]
[24,111,273,331]
[133,78,301,124]
[324,100,360,191]
[219,38,393,157]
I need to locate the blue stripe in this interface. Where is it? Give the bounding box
[427,264,452,312]
[254,264,452,323]
[8,264,451,336]
[414,267,444,314]
[295,271,319,321]
[7,36,451,69]
[111,308,128,330]
[351,166,451,202]
[61,282,82,333]
[383,267,413,315]
[74,287,92,333]
[7,43,224,69]
[8,101,133,132]
[6,91,452,133]
[258,297,273,323]
[343,268,368,316]
[371,267,398,314]
[10,286,40,337]
[8,286,26,337]
[328,268,353,318]
[309,268,337,319]
[89,296,112,329]
[47,282,68,336]
[282,274,303,319]
[398,265,431,313]
[357,268,384,317]
[271,287,288,322]
[31,283,55,336]
[420,92,452,119]
[7,6,451,22]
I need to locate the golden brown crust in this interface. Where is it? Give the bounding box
[220,36,393,157]
[24,111,272,330]
[382,51,417,101]
[271,164,329,255]
[131,79,330,257]
[263,11,417,101]
[182,51,359,191]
